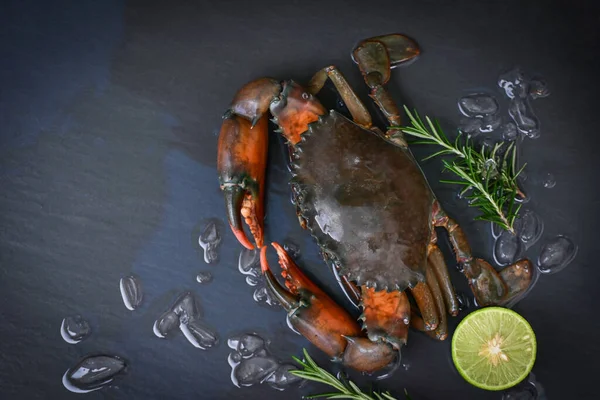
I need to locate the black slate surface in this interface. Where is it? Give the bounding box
[1,0,599,399]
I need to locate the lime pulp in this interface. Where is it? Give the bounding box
[451,307,537,391]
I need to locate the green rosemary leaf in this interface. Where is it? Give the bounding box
[291,349,400,400]
[400,108,524,232]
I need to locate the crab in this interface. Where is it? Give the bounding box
[217,34,534,373]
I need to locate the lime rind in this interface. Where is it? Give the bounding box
[451,307,537,391]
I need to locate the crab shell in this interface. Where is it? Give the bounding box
[290,109,432,292]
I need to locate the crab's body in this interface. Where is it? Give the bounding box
[292,110,432,291]
[217,34,533,373]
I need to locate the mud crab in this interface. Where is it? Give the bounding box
[217,34,533,373]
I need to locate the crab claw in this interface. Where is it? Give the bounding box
[217,78,282,250]
[261,243,396,373]
[217,112,269,250]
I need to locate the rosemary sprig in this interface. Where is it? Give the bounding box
[397,106,525,233]
[290,349,410,400]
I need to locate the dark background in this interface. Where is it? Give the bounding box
[1,0,599,399]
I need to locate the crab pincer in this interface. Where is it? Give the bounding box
[217,78,282,249]
[261,243,397,373]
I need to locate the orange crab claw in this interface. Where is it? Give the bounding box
[217,78,282,250]
[217,112,269,250]
[261,242,396,373]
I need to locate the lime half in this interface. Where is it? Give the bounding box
[451,307,537,391]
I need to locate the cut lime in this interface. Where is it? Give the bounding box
[451,307,537,391]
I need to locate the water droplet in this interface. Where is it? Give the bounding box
[502,373,544,399]
[198,221,222,264]
[228,333,301,391]
[501,122,518,141]
[196,272,213,284]
[458,94,499,117]
[253,286,280,307]
[502,385,538,400]
[237,333,266,357]
[246,275,260,286]
[483,158,498,179]
[479,115,502,133]
[455,185,472,201]
[60,316,91,344]
[234,356,280,387]
[227,335,241,349]
[171,292,201,324]
[455,291,474,311]
[515,209,544,247]
[283,240,300,258]
[62,355,126,393]
[494,230,525,266]
[481,136,495,149]
[286,314,302,336]
[455,262,465,273]
[238,249,279,308]
[519,170,528,182]
[542,173,556,188]
[266,364,303,390]
[537,235,578,274]
[239,248,260,275]
[180,319,219,349]
[119,275,143,311]
[458,117,482,135]
[529,79,550,99]
[153,292,218,350]
[230,351,242,363]
[498,68,529,100]
[508,98,540,139]
[491,222,502,239]
[153,311,179,338]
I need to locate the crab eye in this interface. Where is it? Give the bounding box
[302,92,310,100]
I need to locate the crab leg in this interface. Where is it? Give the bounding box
[262,243,396,373]
[432,201,533,306]
[410,245,453,340]
[410,282,439,331]
[360,286,410,350]
[308,65,373,129]
[424,261,448,341]
[219,78,328,249]
[498,259,534,306]
[353,34,421,147]
[428,230,460,316]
